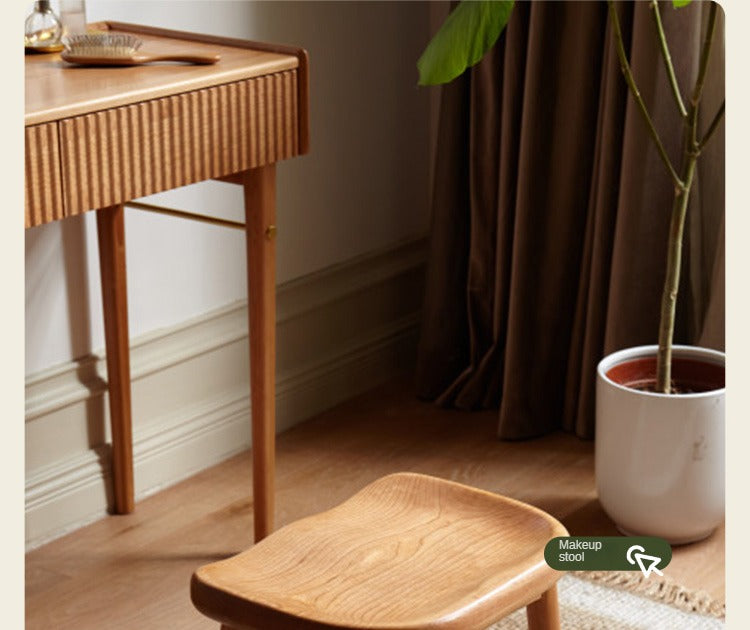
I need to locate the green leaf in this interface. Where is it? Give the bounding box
[417,0,514,86]
[672,0,692,7]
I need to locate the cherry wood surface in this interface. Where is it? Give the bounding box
[25,379,724,629]
[25,23,299,125]
[24,123,64,227]
[191,472,567,629]
[242,165,277,541]
[526,587,560,630]
[25,23,309,531]
[58,70,299,216]
[96,204,134,514]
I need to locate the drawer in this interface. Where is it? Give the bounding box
[25,123,65,228]
[59,70,300,217]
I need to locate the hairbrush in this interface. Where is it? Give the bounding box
[61,33,220,66]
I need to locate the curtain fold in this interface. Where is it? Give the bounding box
[415,1,724,439]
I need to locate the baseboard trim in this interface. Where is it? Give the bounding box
[25,237,426,549]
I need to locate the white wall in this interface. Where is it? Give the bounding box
[26,1,434,374]
[25,1,440,545]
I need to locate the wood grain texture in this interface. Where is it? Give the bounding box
[26,24,309,547]
[99,21,310,154]
[59,72,298,217]
[243,166,277,542]
[96,204,134,514]
[526,587,560,630]
[25,380,724,629]
[25,123,64,228]
[24,25,300,125]
[191,472,567,630]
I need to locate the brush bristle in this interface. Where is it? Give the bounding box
[63,33,143,57]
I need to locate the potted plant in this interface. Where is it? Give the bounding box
[418,0,725,543]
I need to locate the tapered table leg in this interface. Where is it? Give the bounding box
[96,204,135,514]
[242,165,277,542]
[526,586,561,630]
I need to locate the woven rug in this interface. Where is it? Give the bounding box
[489,571,725,629]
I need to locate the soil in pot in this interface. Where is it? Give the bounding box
[606,356,724,394]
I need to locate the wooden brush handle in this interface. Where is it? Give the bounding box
[137,53,220,65]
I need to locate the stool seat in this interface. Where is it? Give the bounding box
[191,472,568,630]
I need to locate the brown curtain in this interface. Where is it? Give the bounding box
[415,1,725,439]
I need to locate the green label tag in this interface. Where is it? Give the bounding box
[544,537,672,575]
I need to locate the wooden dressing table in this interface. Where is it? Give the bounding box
[25,22,309,542]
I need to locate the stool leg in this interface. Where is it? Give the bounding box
[526,585,560,630]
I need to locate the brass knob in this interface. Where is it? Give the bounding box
[265,225,277,240]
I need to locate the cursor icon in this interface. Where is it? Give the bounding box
[626,544,664,578]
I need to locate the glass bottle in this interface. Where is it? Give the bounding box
[59,0,87,37]
[24,1,63,49]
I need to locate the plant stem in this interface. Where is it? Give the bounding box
[654,1,719,393]
[651,0,687,118]
[607,0,685,191]
[698,100,725,152]
[691,2,718,109]
[688,2,717,148]
[655,156,696,392]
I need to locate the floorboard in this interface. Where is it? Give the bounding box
[25,379,724,628]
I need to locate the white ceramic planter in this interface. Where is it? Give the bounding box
[596,345,725,544]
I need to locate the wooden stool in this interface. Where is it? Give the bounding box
[191,473,568,629]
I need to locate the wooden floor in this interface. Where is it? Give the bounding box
[26,379,724,629]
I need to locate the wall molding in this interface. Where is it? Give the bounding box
[25,237,426,549]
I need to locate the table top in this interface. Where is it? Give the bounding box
[25,21,302,126]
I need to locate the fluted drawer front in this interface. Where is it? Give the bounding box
[25,123,65,228]
[60,70,299,216]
